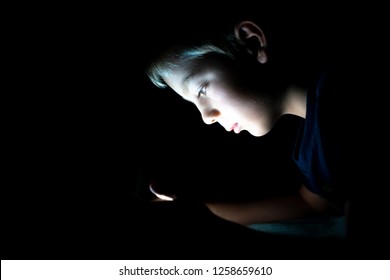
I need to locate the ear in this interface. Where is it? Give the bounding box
[234,21,268,64]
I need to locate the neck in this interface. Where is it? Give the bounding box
[283,85,307,118]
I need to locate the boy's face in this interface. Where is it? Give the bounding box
[162,57,277,137]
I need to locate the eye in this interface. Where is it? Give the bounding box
[197,85,206,98]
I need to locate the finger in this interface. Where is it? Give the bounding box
[149,183,176,201]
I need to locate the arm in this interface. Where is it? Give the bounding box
[205,184,332,225]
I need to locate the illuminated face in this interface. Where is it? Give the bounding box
[163,57,279,137]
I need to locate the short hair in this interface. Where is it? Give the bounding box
[136,7,330,90]
[137,10,276,88]
[145,32,248,88]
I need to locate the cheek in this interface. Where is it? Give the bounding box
[209,82,252,114]
[218,93,250,113]
[210,84,240,104]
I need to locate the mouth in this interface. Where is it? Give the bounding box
[230,123,240,134]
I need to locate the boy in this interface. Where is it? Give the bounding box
[140,9,387,251]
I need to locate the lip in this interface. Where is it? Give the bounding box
[231,123,240,134]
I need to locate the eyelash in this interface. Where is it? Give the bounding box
[197,85,206,98]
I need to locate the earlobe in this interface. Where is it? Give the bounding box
[234,21,268,64]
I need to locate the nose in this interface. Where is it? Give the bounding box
[200,108,219,125]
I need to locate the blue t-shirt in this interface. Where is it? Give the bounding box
[292,66,356,210]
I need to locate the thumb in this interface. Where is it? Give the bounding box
[149,183,177,201]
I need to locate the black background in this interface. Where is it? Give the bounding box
[4,3,389,260]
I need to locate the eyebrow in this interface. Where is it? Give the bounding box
[181,57,205,89]
[182,63,204,90]
[183,71,195,89]
[179,71,199,102]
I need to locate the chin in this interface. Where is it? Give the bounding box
[249,132,263,137]
[250,129,270,137]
